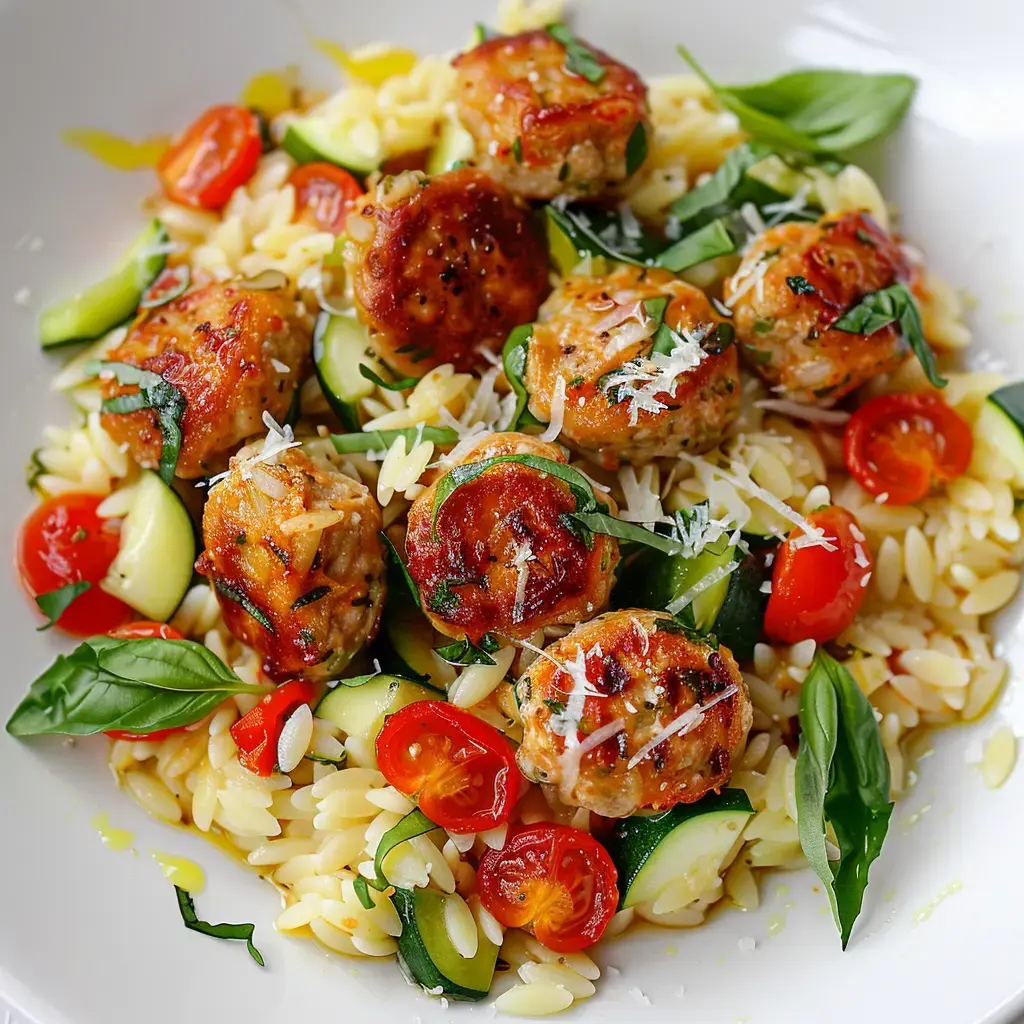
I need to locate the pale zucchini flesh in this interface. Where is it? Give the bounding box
[315,674,437,742]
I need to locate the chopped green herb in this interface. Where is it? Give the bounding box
[786,275,817,296]
[543,698,566,715]
[625,121,648,176]
[428,579,463,615]
[214,579,275,633]
[435,633,501,666]
[380,531,420,610]
[654,218,737,272]
[558,161,570,182]
[567,376,585,388]
[291,586,331,611]
[358,364,421,392]
[236,532,247,545]
[742,344,774,365]
[34,581,91,631]
[546,23,605,84]
[71,526,88,543]
[855,228,878,248]
[753,318,775,334]
[512,137,523,163]
[174,887,265,967]
[26,448,45,492]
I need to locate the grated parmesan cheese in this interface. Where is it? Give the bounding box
[626,684,739,770]
[208,411,301,486]
[540,376,566,443]
[510,538,536,624]
[755,399,851,425]
[558,717,627,800]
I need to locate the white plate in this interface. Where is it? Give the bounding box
[1,1,1023,1022]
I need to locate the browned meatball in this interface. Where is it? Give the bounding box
[404,433,618,643]
[516,609,752,817]
[98,282,309,478]
[453,29,650,200]
[524,264,740,469]
[342,167,549,376]
[725,211,915,403]
[196,441,385,681]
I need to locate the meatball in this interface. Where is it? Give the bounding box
[343,168,549,375]
[453,29,649,200]
[404,433,619,643]
[196,440,385,681]
[516,609,752,817]
[99,282,309,478]
[523,264,740,469]
[725,211,914,404]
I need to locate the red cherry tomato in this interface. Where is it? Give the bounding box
[230,678,317,777]
[17,492,133,636]
[375,701,518,834]
[477,824,619,953]
[763,505,872,645]
[843,393,973,505]
[158,105,262,209]
[289,162,363,233]
[104,622,188,740]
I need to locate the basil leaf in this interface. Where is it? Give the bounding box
[786,275,816,296]
[331,426,459,454]
[831,283,945,388]
[625,121,648,177]
[678,46,917,155]
[372,808,437,889]
[380,530,421,611]
[501,324,544,431]
[87,360,186,484]
[174,887,264,966]
[670,141,774,226]
[432,455,607,535]
[569,511,691,556]
[34,580,91,631]
[654,218,738,272]
[358,364,421,392]
[6,637,264,737]
[643,297,675,356]
[546,23,605,84]
[796,650,893,948]
[290,586,331,611]
[435,634,501,667]
[214,579,275,633]
[353,876,376,910]
[545,205,664,267]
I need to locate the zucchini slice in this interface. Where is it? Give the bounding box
[282,116,380,174]
[315,673,439,742]
[979,383,1024,490]
[312,311,384,430]
[40,220,168,349]
[710,542,777,662]
[603,789,753,909]
[100,470,196,621]
[379,584,446,684]
[426,115,475,175]
[393,887,498,1002]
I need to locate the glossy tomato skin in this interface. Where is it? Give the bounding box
[289,162,363,233]
[17,492,133,636]
[763,506,872,645]
[478,824,619,952]
[230,678,317,777]
[375,700,519,833]
[843,392,973,505]
[158,105,262,209]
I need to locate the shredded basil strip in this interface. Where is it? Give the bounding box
[643,296,675,356]
[832,283,945,388]
[5,636,265,737]
[432,455,608,536]
[787,275,817,296]
[545,205,664,267]
[568,511,693,556]
[214,579,276,633]
[501,324,544,430]
[546,23,605,84]
[174,887,265,966]
[677,45,917,155]
[331,426,459,454]
[290,586,331,611]
[670,141,774,225]
[435,633,501,666]
[625,121,648,176]
[372,808,437,889]
[86,360,185,484]
[795,650,893,949]
[655,218,738,272]
[380,530,421,611]
[358,364,421,392]
[353,876,376,910]
[34,580,91,631]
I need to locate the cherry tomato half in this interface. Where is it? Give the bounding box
[375,700,518,834]
[843,393,973,505]
[230,678,317,777]
[289,162,363,233]
[478,824,619,953]
[157,105,262,209]
[763,505,872,645]
[17,492,133,636]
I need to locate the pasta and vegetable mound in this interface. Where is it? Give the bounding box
[8,1,1024,1015]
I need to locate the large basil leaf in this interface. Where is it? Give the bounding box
[6,637,265,737]
[678,46,917,155]
[796,650,893,948]
[832,283,945,389]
